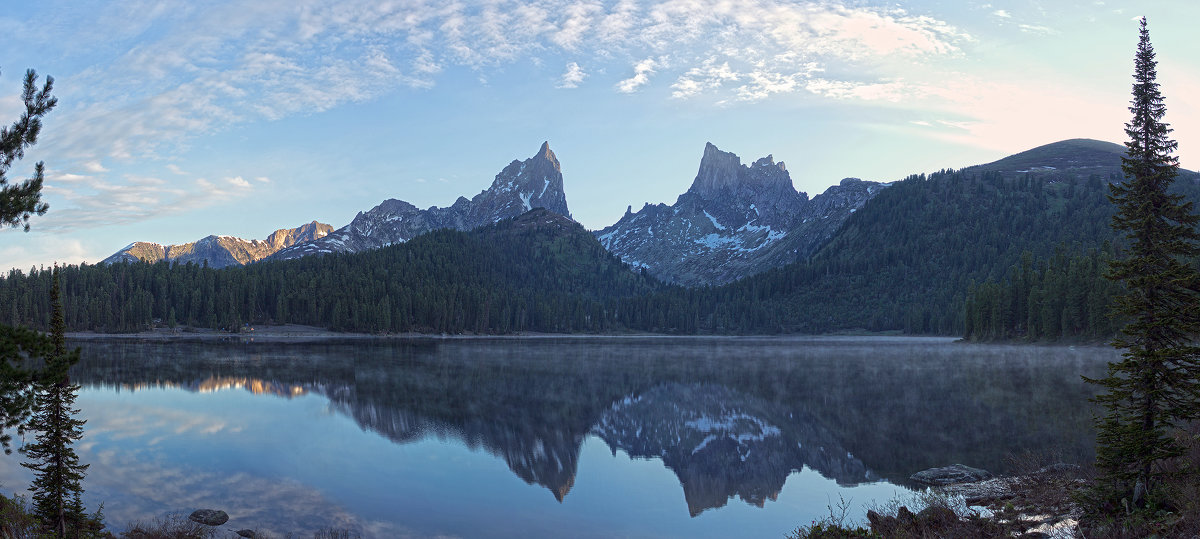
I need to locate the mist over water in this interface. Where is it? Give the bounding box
[0,337,1114,538]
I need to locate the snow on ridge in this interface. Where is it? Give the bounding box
[695,233,739,249]
[703,210,725,230]
[692,434,718,455]
[519,192,532,211]
[685,412,781,440]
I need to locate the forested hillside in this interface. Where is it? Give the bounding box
[616,167,1200,335]
[1,210,658,334]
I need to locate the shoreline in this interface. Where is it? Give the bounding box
[63,325,967,344]
[58,327,1130,350]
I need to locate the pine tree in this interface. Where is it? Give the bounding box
[20,268,93,537]
[0,67,56,231]
[0,64,56,454]
[1087,17,1200,506]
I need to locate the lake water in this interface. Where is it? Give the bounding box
[0,337,1115,538]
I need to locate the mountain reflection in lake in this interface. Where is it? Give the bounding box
[0,337,1113,538]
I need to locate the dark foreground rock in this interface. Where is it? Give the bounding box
[188,509,229,526]
[910,463,993,486]
[236,530,257,538]
[941,476,1020,505]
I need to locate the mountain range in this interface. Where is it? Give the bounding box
[101,221,332,269]
[101,140,882,287]
[40,135,1200,338]
[268,141,571,261]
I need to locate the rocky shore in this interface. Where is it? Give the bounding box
[905,463,1083,539]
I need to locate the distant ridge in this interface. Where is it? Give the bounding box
[969,138,1126,175]
[101,221,332,268]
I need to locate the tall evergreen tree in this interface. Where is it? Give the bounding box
[1087,17,1200,505]
[0,65,55,454]
[20,268,92,537]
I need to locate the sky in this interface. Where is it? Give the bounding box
[2,0,1199,272]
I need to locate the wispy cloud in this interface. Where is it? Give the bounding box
[226,176,252,189]
[29,166,266,234]
[1019,24,1058,35]
[557,61,588,88]
[671,58,738,99]
[83,160,108,173]
[0,236,99,272]
[617,57,660,93]
[39,0,971,164]
[805,78,917,102]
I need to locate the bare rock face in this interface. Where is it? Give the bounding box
[102,221,332,268]
[596,142,887,286]
[269,142,571,261]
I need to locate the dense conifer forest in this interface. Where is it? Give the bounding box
[1,210,658,334]
[963,248,1123,341]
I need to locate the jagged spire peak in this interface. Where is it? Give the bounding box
[533,140,560,170]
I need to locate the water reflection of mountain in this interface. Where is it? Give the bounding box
[68,338,1112,512]
[325,397,585,501]
[592,383,870,516]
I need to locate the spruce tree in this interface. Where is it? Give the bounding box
[1088,16,1200,505]
[20,268,92,537]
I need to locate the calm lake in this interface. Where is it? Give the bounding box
[0,337,1114,538]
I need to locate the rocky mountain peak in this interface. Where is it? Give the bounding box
[752,155,785,172]
[479,142,570,220]
[597,142,887,286]
[688,142,794,201]
[268,142,573,262]
[690,142,744,197]
[265,221,333,250]
[536,141,559,168]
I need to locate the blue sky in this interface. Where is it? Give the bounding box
[2,0,1199,272]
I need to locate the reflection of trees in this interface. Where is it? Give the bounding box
[67,338,1111,504]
